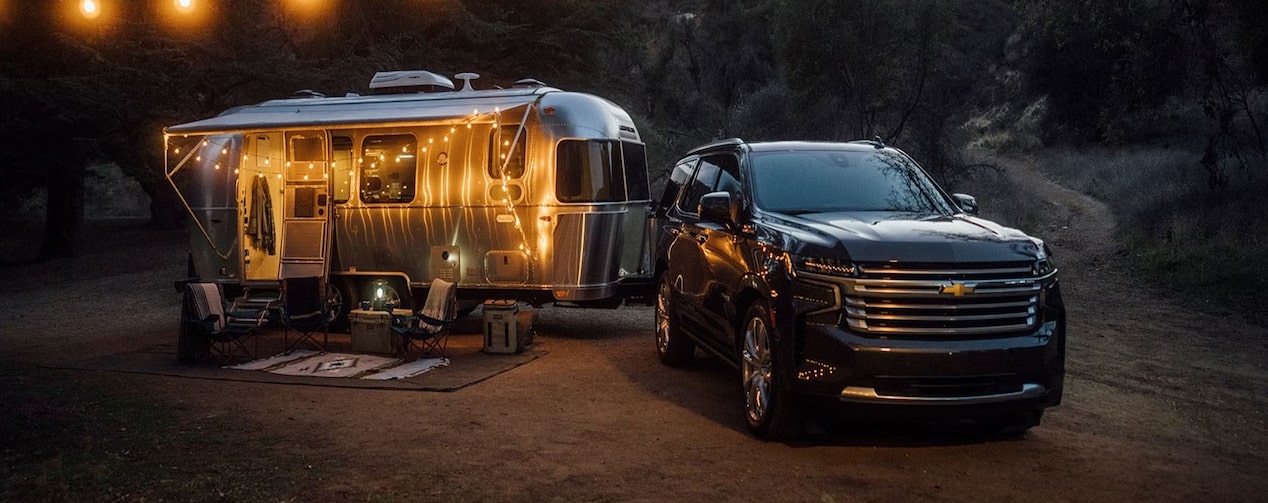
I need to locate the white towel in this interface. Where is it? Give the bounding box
[187,283,226,331]
[421,278,456,323]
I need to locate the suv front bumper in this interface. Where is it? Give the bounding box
[793,319,1065,411]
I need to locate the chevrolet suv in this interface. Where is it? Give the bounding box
[652,139,1065,439]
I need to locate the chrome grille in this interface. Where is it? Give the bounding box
[840,262,1044,337]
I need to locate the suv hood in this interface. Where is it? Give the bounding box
[767,211,1043,263]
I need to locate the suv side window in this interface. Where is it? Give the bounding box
[678,153,742,216]
[679,158,722,215]
[659,159,697,214]
[711,154,742,197]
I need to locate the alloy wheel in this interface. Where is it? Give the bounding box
[656,280,672,355]
[742,315,773,423]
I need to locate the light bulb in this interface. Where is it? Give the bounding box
[80,0,99,19]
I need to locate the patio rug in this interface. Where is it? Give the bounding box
[53,333,544,392]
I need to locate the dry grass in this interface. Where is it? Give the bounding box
[1033,143,1268,324]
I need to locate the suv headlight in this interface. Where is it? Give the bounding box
[1033,257,1055,276]
[1032,239,1056,276]
[790,254,858,277]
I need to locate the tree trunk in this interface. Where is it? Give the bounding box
[37,158,86,261]
[138,173,185,229]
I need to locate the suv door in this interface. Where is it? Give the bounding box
[667,153,745,349]
[691,154,747,348]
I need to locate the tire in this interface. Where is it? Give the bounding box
[327,282,350,333]
[740,301,802,440]
[655,276,694,366]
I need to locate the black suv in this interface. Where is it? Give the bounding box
[652,139,1065,439]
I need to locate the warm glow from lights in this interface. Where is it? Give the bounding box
[176,0,193,11]
[80,0,99,19]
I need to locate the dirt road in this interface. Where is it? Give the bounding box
[2,159,1266,501]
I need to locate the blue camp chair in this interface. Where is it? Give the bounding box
[179,283,268,363]
[391,278,457,359]
[281,276,333,352]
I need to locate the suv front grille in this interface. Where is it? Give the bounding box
[840,261,1044,338]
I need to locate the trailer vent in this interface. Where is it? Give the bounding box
[290,89,326,99]
[369,71,455,94]
[513,78,547,88]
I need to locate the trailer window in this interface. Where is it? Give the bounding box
[557,140,626,203]
[360,134,417,204]
[488,125,527,179]
[621,142,650,201]
[331,136,353,203]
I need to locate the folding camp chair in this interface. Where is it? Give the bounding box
[179,283,268,363]
[281,276,333,352]
[391,278,457,359]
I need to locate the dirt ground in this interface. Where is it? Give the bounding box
[2,159,1267,501]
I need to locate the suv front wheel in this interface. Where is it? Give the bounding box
[741,301,802,439]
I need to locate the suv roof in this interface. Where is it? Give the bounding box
[685,138,891,157]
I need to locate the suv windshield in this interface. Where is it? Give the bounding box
[750,149,955,215]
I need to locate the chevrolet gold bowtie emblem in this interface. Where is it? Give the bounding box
[941,282,975,297]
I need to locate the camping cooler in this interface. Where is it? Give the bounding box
[349,308,411,354]
[482,299,535,354]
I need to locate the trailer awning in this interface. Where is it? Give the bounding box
[165,89,550,135]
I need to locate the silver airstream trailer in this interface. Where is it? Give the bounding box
[165,71,653,321]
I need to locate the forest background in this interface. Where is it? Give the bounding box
[0,0,1264,318]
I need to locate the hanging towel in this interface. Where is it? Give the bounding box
[247,176,276,255]
[419,278,456,328]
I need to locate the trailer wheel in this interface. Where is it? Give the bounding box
[328,282,350,333]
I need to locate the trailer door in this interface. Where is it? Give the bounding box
[279,131,333,279]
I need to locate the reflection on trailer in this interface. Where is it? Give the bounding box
[165,71,654,320]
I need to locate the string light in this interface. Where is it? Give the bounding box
[80,0,100,19]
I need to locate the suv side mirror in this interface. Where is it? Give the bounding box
[699,191,739,226]
[951,193,979,216]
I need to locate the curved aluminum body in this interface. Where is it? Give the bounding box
[166,82,652,305]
